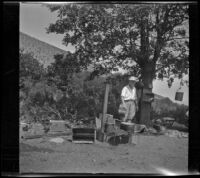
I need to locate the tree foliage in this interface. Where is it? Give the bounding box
[20,4,189,127]
[20,49,188,126]
[20,50,66,123]
[46,3,189,88]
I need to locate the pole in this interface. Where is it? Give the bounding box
[139,87,144,124]
[101,83,110,133]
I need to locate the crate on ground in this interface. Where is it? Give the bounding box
[20,122,29,139]
[49,120,68,132]
[72,127,96,143]
[20,122,44,139]
[99,113,115,124]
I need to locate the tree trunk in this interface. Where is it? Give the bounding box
[139,62,155,127]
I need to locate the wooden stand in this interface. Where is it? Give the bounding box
[72,127,96,143]
[99,83,110,142]
[102,83,110,133]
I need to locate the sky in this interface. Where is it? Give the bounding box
[20,2,189,106]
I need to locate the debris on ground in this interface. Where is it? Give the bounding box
[107,134,129,146]
[20,133,188,173]
[20,122,44,140]
[165,130,188,138]
[171,122,188,132]
[134,124,148,133]
[49,137,65,143]
[152,124,166,135]
[31,123,44,135]
[147,127,157,135]
[161,117,175,127]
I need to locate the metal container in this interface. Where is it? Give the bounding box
[175,91,184,101]
[120,122,135,133]
[120,122,135,144]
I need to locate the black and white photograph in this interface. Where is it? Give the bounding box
[19,2,191,174]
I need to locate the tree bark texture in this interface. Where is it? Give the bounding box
[139,62,155,127]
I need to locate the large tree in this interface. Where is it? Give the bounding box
[46,3,189,126]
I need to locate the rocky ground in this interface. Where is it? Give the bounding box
[20,134,188,174]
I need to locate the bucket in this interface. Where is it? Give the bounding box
[175,91,184,101]
[107,134,129,146]
[120,122,135,133]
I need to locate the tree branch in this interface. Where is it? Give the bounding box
[156,64,168,72]
[166,37,189,42]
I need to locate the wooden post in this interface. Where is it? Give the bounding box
[101,83,110,133]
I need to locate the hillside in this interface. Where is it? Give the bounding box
[20,32,67,68]
[152,94,188,115]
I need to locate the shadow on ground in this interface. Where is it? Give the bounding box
[20,142,54,153]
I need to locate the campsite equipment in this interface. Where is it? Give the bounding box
[134,124,148,133]
[95,117,105,142]
[49,120,67,132]
[120,122,135,133]
[104,122,116,142]
[101,83,110,133]
[31,123,45,135]
[104,123,115,134]
[115,119,122,128]
[71,116,96,143]
[23,131,71,140]
[175,91,184,101]
[142,91,155,103]
[107,134,129,146]
[97,82,110,142]
[153,124,161,132]
[72,127,96,143]
[104,114,115,133]
[99,113,114,127]
[162,117,175,127]
[97,113,114,141]
[103,118,130,144]
[96,129,105,142]
[153,124,166,135]
[120,122,136,144]
[105,126,129,145]
[175,86,184,101]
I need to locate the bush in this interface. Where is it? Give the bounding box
[20,49,188,126]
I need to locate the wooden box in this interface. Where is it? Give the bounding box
[49,120,67,132]
[72,127,96,143]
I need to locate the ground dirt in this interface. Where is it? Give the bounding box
[20,134,188,174]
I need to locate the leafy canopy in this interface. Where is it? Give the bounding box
[46,4,189,87]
